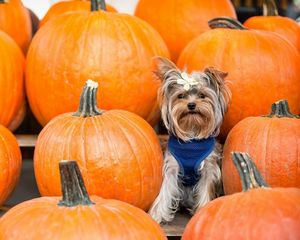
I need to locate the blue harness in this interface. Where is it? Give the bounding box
[168,135,216,186]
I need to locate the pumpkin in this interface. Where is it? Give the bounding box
[244,0,300,52]
[0,124,22,206]
[26,0,169,127]
[0,160,167,240]
[39,0,116,28]
[182,152,300,240]
[134,0,236,61]
[0,31,25,130]
[0,0,32,53]
[177,17,300,141]
[222,100,300,194]
[34,80,163,211]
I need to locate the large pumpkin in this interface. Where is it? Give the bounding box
[0,161,166,240]
[0,124,22,206]
[177,17,300,140]
[222,100,300,194]
[40,0,117,28]
[134,0,236,61]
[244,0,300,52]
[182,152,300,240]
[34,80,163,211]
[0,31,25,130]
[0,0,32,53]
[26,0,169,127]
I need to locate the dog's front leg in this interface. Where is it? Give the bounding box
[192,150,223,214]
[148,151,182,224]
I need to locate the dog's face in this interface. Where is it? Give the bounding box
[154,57,231,141]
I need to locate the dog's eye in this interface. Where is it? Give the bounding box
[178,94,185,99]
[199,93,205,99]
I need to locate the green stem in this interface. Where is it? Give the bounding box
[58,160,94,207]
[231,152,269,192]
[263,100,299,119]
[263,0,279,16]
[208,17,247,30]
[73,80,103,118]
[91,0,107,11]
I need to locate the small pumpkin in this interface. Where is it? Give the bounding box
[0,124,22,206]
[26,0,169,126]
[222,100,300,194]
[135,0,236,61]
[0,0,32,53]
[0,30,25,130]
[40,0,117,28]
[34,80,163,211]
[182,152,300,240]
[244,0,300,52]
[0,160,167,240]
[177,17,300,141]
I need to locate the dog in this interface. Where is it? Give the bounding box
[149,57,231,224]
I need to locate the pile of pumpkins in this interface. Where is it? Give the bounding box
[0,0,299,239]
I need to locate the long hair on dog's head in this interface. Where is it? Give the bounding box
[154,57,231,141]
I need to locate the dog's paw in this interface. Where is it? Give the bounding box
[148,207,164,224]
[148,205,175,224]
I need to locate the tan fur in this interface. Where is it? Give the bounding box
[148,57,231,224]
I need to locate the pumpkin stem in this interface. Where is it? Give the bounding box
[231,152,269,191]
[0,0,9,3]
[58,160,94,207]
[208,17,247,30]
[263,0,279,16]
[73,80,103,117]
[91,0,107,11]
[263,100,299,119]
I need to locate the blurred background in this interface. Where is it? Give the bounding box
[23,0,300,20]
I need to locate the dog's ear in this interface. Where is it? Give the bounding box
[152,56,181,82]
[204,67,231,115]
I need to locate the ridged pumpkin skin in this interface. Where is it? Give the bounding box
[0,31,25,130]
[26,10,169,126]
[0,0,32,53]
[39,0,117,28]
[182,188,300,240]
[0,160,166,240]
[0,196,166,240]
[34,110,163,211]
[135,0,236,61]
[222,102,300,194]
[177,26,300,140]
[244,16,300,52]
[0,125,22,206]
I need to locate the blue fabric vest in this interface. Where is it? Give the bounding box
[168,135,216,186]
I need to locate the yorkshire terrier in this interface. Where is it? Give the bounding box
[149,57,231,224]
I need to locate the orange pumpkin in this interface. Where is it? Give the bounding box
[222,100,300,194]
[0,124,22,206]
[34,80,163,211]
[244,0,300,52]
[177,17,300,141]
[0,160,166,240]
[0,0,32,53]
[40,0,117,28]
[182,152,300,240]
[26,0,169,126]
[0,31,25,130]
[135,0,236,61]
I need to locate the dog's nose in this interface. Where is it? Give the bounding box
[187,102,196,110]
